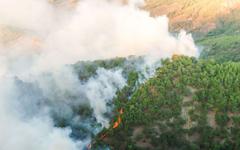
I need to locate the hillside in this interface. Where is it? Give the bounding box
[197,8,240,62]
[94,56,240,149]
[1,1,240,150]
[143,0,240,62]
[1,0,240,62]
[145,0,240,33]
[85,2,240,148]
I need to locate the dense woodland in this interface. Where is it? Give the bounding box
[69,1,240,149]
[70,7,240,150]
[94,56,240,150]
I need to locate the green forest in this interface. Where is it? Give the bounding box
[74,13,240,148]
[2,1,240,150]
[72,2,240,149]
[94,56,240,150]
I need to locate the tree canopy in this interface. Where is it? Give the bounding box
[95,56,240,150]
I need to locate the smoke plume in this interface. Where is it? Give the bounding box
[0,0,199,149]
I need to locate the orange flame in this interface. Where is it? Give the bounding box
[113,117,120,128]
[89,107,124,150]
[112,108,124,129]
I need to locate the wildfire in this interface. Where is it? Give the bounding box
[87,108,124,150]
[113,116,122,129]
[113,108,124,129]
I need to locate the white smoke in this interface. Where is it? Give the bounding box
[0,76,85,150]
[85,69,126,127]
[0,0,199,149]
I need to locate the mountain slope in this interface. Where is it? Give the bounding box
[95,56,240,149]
[143,0,240,62]
[197,8,240,62]
[145,0,240,33]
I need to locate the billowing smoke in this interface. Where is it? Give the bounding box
[0,0,199,149]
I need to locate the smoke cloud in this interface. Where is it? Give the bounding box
[0,0,199,149]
